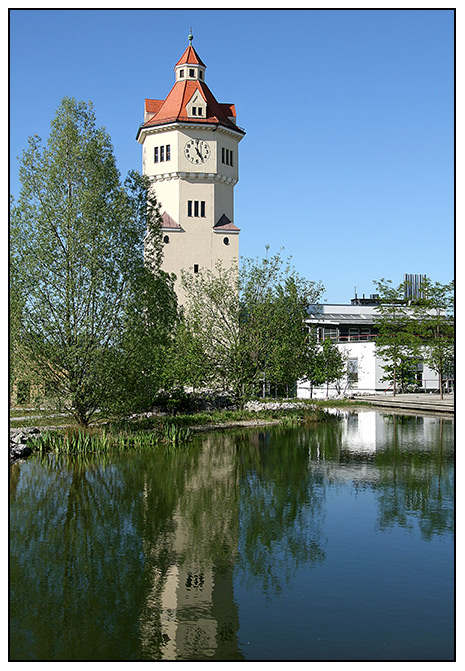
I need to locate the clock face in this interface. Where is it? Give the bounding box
[184,139,211,164]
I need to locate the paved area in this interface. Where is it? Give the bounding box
[350,393,454,415]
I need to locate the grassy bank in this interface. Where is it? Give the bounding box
[14,402,339,456]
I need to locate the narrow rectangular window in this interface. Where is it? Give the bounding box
[230,151,233,167]
[348,358,359,383]
[222,148,225,164]
[194,264,199,274]
[194,200,199,217]
[160,146,165,162]
[180,69,184,78]
[188,201,192,217]
[189,69,195,77]
[200,201,205,217]
[154,147,159,163]
[197,108,202,116]
[166,145,171,161]
[192,107,197,115]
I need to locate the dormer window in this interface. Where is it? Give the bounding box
[186,91,206,119]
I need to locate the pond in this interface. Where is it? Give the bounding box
[9,410,454,661]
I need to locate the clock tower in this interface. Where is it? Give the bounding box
[136,32,245,303]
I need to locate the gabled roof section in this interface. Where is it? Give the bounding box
[213,214,240,232]
[140,80,244,134]
[175,45,206,67]
[161,212,182,230]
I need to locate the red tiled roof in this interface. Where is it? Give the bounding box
[140,80,243,134]
[213,214,240,232]
[175,45,206,67]
[145,100,164,115]
[161,212,182,230]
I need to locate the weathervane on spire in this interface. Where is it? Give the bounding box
[188,27,194,45]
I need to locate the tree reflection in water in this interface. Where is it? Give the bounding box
[373,416,454,540]
[235,427,328,596]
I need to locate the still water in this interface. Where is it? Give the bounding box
[10,410,454,661]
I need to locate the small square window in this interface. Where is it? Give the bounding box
[189,69,195,77]
[199,71,203,80]
[180,69,184,78]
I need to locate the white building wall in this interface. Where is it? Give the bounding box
[296,341,441,399]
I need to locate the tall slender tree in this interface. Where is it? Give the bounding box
[11,97,176,424]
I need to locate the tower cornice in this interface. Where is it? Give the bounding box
[150,171,238,186]
[136,121,245,143]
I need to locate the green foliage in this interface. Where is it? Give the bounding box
[373,279,422,395]
[178,251,324,406]
[410,279,454,398]
[11,97,177,424]
[302,334,348,397]
[373,277,454,396]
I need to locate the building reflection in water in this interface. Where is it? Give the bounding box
[138,434,243,661]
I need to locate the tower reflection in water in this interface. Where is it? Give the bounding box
[138,433,243,661]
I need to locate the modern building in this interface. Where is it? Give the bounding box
[296,295,441,399]
[136,31,245,303]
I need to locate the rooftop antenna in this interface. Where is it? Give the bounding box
[188,27,194,45]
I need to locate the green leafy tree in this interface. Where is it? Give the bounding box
[179,251,324,406]
[179,261,245,402]
[320,337,347,397]
[10,97,176,424]
[412,279,454,399]
[303,332,326,399]
[373,279,421,395]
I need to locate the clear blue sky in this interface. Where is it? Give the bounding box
[10,8,454,303]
